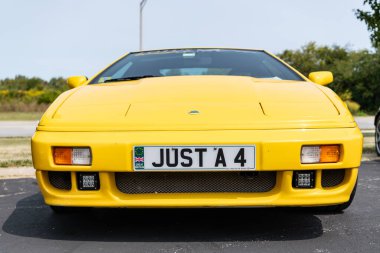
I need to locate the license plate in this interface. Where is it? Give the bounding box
[133,146,256,171]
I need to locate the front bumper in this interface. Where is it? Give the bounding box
[32,127,362,207]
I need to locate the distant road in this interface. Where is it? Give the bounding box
[355,116,375,131]
[0,121,38,137]
[0,117,375,137]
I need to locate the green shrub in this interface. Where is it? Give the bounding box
[345,100,361,115]
[278,43,380,113]
[37,90,61,104]
[0,76,68,112]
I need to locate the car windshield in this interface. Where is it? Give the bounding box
[90,49,304,84]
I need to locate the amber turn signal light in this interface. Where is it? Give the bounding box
[53,147,73,165]
[320,145,340,163]
[53,147,92,165]
[301,145,340,164]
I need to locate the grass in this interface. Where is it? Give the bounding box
[0,137,31,146]
[362,132,375,137]
[352,110,368,116]
[0,137,32,168]
[0,159,32,167]
[0,112,43,121]
[363,146,376,154]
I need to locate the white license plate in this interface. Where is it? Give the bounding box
[133,146,256,171]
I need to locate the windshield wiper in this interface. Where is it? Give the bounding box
[104,75,158,83]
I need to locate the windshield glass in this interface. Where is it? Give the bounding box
[90,49,304,84]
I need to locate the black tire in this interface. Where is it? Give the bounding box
[313,181,357,213]
[50,205,90,214]
[376,119,380,156]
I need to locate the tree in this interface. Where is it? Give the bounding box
[0,76,68,112]
[278,42,351,95]
[278,42,380,113]
[355,0,380,47]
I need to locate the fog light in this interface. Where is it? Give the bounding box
[293,171,315,188]
[301,145,340,164]
[53,147,92,165]
[77,172,99,190]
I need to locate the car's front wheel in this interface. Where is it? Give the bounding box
[376,119,380,156]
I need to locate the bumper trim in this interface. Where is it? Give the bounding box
[36,168,358,208]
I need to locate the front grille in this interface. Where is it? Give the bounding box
[48,171,72,190]
[322,169,345,188]
[115,171,276,194]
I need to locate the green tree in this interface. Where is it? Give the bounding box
[355,0,380,47]
[348,50,380,112]
[278,42,350,95]
[0,76,68,112]
[278,42,380,113]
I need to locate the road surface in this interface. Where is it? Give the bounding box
[0,161,379,253]
[355,116,375,131]
[0,121,38,137]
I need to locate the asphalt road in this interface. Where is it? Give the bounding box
[0,162,379,253]
[0,117,375,137]
[0,121,38,137]
[355,116,376,131]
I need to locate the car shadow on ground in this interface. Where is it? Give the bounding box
[2,187,324,242]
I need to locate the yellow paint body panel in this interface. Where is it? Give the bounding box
[32,49,363,208]
[38,76,354,131]
[36,169,358,208]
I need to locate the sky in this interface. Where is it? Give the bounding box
[0,0,372,80]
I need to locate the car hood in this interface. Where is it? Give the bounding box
[38,76,355,131]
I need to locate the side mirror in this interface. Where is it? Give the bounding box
[67,76,88,89]
[308,71,333,86]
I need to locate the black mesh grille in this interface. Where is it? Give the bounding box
[322,169,345,188]
[115,172,276,194]
[48,171,72,190]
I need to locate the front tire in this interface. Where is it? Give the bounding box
[376,119,380,156]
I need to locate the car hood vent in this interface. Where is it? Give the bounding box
[41,76,354,131]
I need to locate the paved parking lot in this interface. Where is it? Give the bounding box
[0,161,379,253]
[0,121,38,137]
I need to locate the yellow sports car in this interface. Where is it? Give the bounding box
[31,48,363,213]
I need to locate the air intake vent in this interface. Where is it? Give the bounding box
[115,171,276,194]
[322,169,345,188]
[48,171,72,190]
